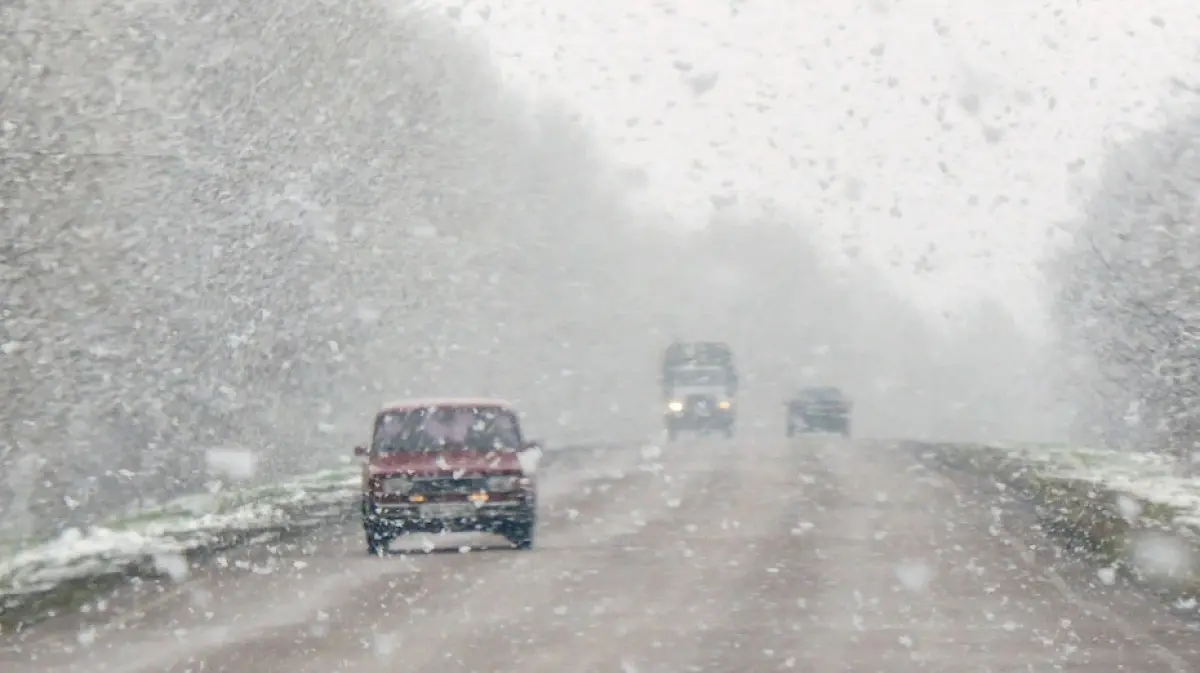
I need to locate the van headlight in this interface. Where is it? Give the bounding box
[381,477,413,494]
[486,475,520,492]
[718,400,732,410]
[667,400,684,412]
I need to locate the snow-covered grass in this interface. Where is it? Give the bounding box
[916,442,1200,598]
[941,442,1200,522]
[0,465,361,604]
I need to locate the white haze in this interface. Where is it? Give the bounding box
[0,0,1098,540]
[444,0,1200,327]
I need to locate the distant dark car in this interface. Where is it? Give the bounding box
[785,386,852,437]
[354,397,541,555]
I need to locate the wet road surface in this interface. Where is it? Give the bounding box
[4,436,1200,672]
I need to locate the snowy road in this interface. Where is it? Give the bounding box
[5,437,1200,672]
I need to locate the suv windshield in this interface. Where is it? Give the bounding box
[372,406,522,453]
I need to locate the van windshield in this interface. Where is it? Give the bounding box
[669,368,728,387]
[372,406,522,454]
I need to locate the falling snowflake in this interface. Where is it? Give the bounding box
[152,553,190,583]
[204,448,258,481]
[894,559,933,592]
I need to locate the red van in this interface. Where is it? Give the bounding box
[355,398,540,554]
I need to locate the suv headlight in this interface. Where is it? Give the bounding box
[667,400,683,412]
[381,477,413,494]
[486,475,520,492]
[718,400,732,410]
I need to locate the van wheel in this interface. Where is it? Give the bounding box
[365,527,391,556]
[504,519,535,550]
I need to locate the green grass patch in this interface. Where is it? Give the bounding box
[918,442,1200,600]
[0,572,135,634]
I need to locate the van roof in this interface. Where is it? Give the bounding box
[377,397,515,414]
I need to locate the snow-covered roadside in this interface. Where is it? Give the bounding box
[925,441,1200,524]
[0,442,626,626]
[1,466,361,604]
[981,443,1200,522]
[912,441,1200,597]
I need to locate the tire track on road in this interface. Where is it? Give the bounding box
[690,436,843,673]
[386,437,743,673]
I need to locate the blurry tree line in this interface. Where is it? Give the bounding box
[0,0,647,538]
[1049,99,1200,471]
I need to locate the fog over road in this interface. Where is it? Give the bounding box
[5,434,1199,673]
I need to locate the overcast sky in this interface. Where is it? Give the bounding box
[421,0,1200,332]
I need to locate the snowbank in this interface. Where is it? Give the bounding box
[0,443,612,628]
[912,442,1200,599]
[0,466,361,624]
